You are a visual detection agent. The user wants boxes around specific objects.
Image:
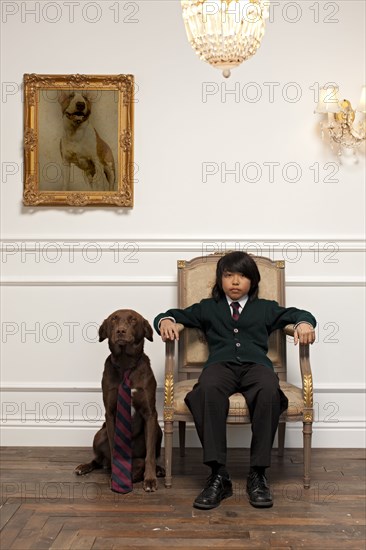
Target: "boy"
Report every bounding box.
[154,252,316,509]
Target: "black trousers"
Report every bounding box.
[184,362,288,469]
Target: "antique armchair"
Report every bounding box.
[163,253,314,489]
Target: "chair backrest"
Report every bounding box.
[177,253,287,381]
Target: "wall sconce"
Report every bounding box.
[181,0,270,78]
[314,84,366,162]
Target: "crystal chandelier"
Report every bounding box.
[181,0,270,78]
[315,84,366,161]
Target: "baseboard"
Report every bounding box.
[1,421,365,448]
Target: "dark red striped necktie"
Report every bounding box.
[231,301,240,321]
[111,370,133,493]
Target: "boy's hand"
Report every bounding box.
[294,323,316,345]
[160,319,180,342]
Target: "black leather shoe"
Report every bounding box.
[246,471,273,508]
[193,474,233,510]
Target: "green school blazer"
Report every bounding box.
[154,297,316,370]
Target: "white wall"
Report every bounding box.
[1,0,365,448]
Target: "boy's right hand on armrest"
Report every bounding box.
[160,319,180,342]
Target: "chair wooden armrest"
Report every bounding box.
[164,323,185,385]
[163,323,184,488]
[284,323,295,337]
[283,324,313,398]
[283,325,313,488]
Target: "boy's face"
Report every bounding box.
[222,271,251,301]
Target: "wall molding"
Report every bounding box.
[0,276,176,286]
[2,237,364,286]
[1,383,365,393]
[1,417,366,434]
[1,421,365,429]
[1,275,365,287]
[2,422,364,447]
[1,237,365,253]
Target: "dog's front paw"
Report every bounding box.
[74,463,93,476]
[143,477,158,492]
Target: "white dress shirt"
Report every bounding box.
[226,294,249,314]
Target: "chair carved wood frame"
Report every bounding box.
[163,253,314,489]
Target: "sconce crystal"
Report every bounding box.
[181,0,270,78]
[315,83,366,162]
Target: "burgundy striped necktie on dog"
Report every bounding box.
[231,301,241,321]
[111,370,133,493]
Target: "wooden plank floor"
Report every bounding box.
[0,447,365,549]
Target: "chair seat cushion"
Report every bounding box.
[173,379,303,419]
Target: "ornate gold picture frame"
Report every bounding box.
[23,73,134,207]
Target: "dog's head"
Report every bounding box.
[99,310,153,354]
[58,90,91,125]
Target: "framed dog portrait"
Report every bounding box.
[23,73,134,207]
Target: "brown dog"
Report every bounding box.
[75,309,164,492]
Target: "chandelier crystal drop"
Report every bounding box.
[181,0,270,77]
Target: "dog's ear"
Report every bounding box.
[99,318,109,342]
[143,319,153,342]
[58,90,69,105]
[58,91,71,113]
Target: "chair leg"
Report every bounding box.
[179,421,186,457]
[278,422,286,457]
[164,420,173,488]
[303,421,312,489]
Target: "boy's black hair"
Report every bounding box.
[211,251,261,302]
